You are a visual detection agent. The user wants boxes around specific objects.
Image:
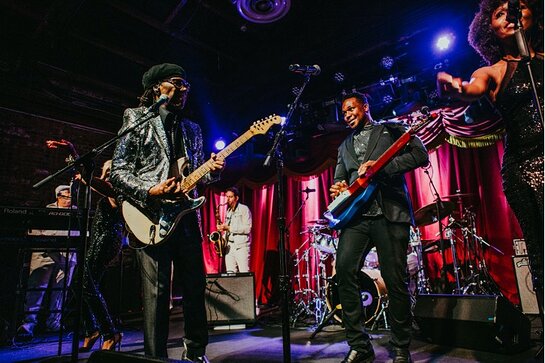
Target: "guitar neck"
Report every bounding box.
[370,131,412,172]
[181,130,254,190]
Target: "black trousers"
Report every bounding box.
[336,215,412,351]
[137,212,208,358]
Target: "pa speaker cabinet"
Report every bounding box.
[414,294,531,353]
[512,255,539,314]
[205,272,256,326]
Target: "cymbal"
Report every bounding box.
[444,192,476,199]
[421,239,451,253]
[308,219,329,225]
[414,201,455,226]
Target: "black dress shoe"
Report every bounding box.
[341,348,375,363]
[393,348,412,363]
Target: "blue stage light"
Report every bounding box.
[214,139,226,151]
[435,33,455,51]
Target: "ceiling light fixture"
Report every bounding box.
[234,0,291,24]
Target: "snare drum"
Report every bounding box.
[325,268,387,324]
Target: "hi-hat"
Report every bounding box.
[414,201,455,226]
[308,219,328,225]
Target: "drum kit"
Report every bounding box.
[293,191,503,334]
[292,221,400,331]
[412,192,503,296]
[291,219,336,326]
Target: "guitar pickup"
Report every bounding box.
[327,190,350,212]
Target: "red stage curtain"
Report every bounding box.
[201,109,522,305]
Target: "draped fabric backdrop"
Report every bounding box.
[201,107,523,306]
[201,140,522,305]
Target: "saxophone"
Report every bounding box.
[209,203,228,257]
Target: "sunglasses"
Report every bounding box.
[163,78,191,91]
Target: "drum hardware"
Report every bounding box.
[370,299,389,331]
[409,226,431,294]
[309,301,341,339]
[444,221,462,294]
[448,214,504,296]
[291,226,334,326]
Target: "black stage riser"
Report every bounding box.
[88,350,191,362]
[414,294,531,354]
[205,272,255,325]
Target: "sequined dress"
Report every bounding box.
[495,56,544,290]
[81,197,124,338]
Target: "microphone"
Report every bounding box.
[506,0,520,25]
[301,187,316,193]
[147,94,170,113]
[506,0,531,59]
[289,64,321,76]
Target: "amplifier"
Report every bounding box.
[205,272,255,326]
[512,256,539,314]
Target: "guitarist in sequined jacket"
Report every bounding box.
[111,63,224,362]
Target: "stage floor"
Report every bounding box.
[0,307,541,362]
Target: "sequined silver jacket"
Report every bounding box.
[110,106,217,211]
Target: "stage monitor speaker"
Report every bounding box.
[414,294,531,354]
[512,255,539,314]
[205,272,256,326]
[88,350,190,362]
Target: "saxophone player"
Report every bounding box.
[216,187,252,273]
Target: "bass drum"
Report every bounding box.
[326,269,387,324]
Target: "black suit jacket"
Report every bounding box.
[333,121,429,224]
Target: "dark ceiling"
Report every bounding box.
[1,0,482,155]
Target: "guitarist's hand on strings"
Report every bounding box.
[330,181,348,199]
[358,160,376,177]
[148,177,181,199]
[209,153,226,173]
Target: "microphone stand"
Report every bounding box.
[422,169,450,294]
[511,11,545,351]
[32,109,158,362]
[263,74,312,363]
[512,14,544,125]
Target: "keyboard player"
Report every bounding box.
[15,184,77,341]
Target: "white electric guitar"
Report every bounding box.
[122,115,282,246]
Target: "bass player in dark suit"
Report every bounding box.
[111,63,224,362]
[329,92,428,363]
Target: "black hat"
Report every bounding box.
[142,63,186,90]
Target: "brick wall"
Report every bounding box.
[0,107,119,207]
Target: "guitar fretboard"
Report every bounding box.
[181,129,254,191]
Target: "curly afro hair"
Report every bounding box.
[468,0,543,64]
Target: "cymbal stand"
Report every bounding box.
[312,246,328,323]
[370,299,390,331]
[309,302,339,339]
[461,225,503,295]
[445,218,462,294]
[422,169,450,292]
[292,246,313,324]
